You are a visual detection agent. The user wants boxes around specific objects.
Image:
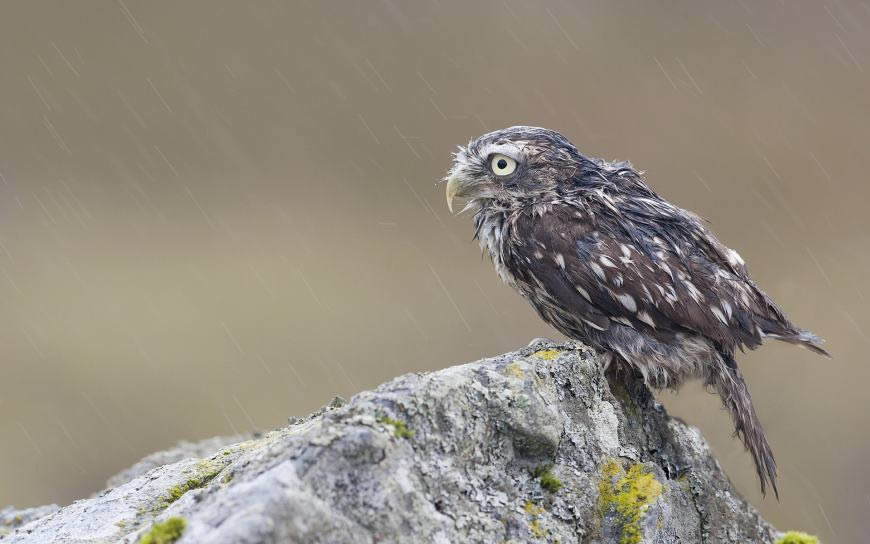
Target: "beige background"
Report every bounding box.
[1,1,868,541]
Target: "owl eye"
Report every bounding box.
[490,154,517,176]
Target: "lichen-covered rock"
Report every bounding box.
[105,435,253,490]
[1,506,59,539]
[1,342,782,543]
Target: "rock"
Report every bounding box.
[105,435,254,490]
[1,342,783,543]
[1,506,60,539]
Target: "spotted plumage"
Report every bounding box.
[444,126,828,497]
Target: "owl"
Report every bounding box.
[445,126,828,496]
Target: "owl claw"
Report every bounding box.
[527,337,557,348]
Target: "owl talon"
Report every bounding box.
[527,337,556,348]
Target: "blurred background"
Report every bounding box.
[1,1,868,541]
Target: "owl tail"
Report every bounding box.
[767,329,831,358]
[709,355,779,498]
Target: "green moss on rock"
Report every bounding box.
[505,361,526,379]
[532,349,561,360]
[523,500,548,540]
[598,460,663,544]
[523,500,545,516]
[776,531,820,544]
[528,518,547,539]
[139,517,186,544]
[533,464,563,493]
[163,460,226,505]
[378,416,414,439]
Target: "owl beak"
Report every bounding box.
[445,169,486,214]
[445,174,477,214]
[445,176,460,213]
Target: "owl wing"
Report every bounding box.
[508,204,767,350]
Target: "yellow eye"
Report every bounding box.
[490,154,517,176]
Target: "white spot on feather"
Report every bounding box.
[658,260,672,278]
[616,293,637,312]
[640,283,654,303]
[554,253,565,269]
[575,285,592,301]
[637,310,656,328]
[582,318,606,331]
[727,248,745,267]
[684,281,704,303]
[600,255,617,268]
[590,262,606,280]
[711,305,728,324]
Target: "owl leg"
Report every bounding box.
[600,352,658,413]
[526,337,558,348]
[601,351,645,384]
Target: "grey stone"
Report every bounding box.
[105,435,254,490]
[1,342,781,543]
[1,506,60,539]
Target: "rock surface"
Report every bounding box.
[1,342,781,543]
[105,435,254,490]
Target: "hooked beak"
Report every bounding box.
[445,173,481,214]
[445,176,460,213]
